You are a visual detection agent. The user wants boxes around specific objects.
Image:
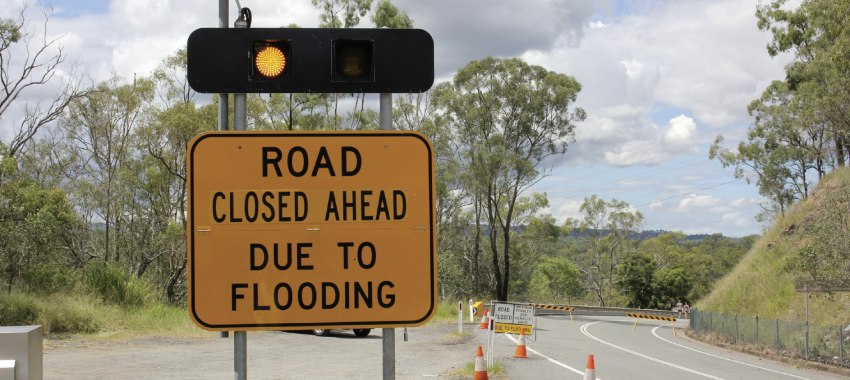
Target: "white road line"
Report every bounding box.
[650,325,812,380]
[580,321,726,380]
[503,333,602,380]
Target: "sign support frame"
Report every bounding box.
[379,92,395,380]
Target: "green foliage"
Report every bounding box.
[0,292,39,325]
[19,264,79,294]
[788,171,850,289]
[700,168,850,326]
[37,295,102,334]
[455,360,505,378]
[82,264,155,307]
[0,170,79,292]
[0,18,21,46]
[653,267,692,307]
[0,293,100,334]
[569,195,643,306]
[714,0,850,222]
[312,0,373,28]
[371,0,413,28]
[429,299,467,323]
[615,254,655,308]
[528,257,583,304]
[435,56,585,301]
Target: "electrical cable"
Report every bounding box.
[241,7,252,28]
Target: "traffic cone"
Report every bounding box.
[583,354,596,380]
[479,308,489,329]
[513,331,527,358]
[473,345,489,380]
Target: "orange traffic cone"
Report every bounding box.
[513,331,527,358]
[479,308,489,329]
[473,345,489,380]
[583,354,596,380]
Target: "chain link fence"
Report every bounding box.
[690,308,849,367]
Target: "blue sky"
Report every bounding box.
[0,0,793,236]
[46,0,111,18]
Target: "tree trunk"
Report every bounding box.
[500,223,511,301]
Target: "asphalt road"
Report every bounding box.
[42,315,848,379]
[483,315,846,380]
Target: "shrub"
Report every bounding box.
[82,264,155,307]
[20,264,79,294]
[39,295,101,334]
[0,292,40,325]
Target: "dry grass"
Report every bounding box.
[697,167,850,326]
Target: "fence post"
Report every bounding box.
[840,325,844,365]
[775,319,780,351]
[805,284,809,359]
[735,314,738,344]
[755,315,759,344]
[690,309,695,330]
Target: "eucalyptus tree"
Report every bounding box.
[711,0,848,222]
[371,0,412,28]
[0,6,87,162]
[60,77,154,264]
[528,256,583,305]
[756,0,850,168]
[394,89,473,296]
[0,143,78,292]
[435,57,585,301]
[569,195,643,306]
[128,50,217,302]
[710,80,828,219]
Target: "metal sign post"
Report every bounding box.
[232,10,248,380]
[380,92,395,380]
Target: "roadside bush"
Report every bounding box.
[0,292,102,334]
[0,292,40,325]
[19,264,79,294]
[39,295,101,334]
[83,264,155,307]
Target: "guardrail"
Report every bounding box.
[529,303,677,319]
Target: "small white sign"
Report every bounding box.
[492,302,534,331]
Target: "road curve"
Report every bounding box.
[477,315,845,380]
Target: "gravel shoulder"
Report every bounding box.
[44,322,480,379]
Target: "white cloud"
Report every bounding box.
[588,114,698,166]
[589,20,608,29]
[663,115,697,149]
[677,194,720,213]
[0,0,782,236]
[621,59,645,80]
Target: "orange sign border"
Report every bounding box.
[187,131,436,331]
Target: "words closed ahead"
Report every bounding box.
[187,131,436,331]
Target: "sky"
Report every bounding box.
[0,0,795,236]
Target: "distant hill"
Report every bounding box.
[565,229,746,242]
[697,167,850,325]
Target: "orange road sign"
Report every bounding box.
[187,131,436,331]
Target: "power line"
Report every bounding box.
[634,178,745,208]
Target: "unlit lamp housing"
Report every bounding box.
[333,39,373,82]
